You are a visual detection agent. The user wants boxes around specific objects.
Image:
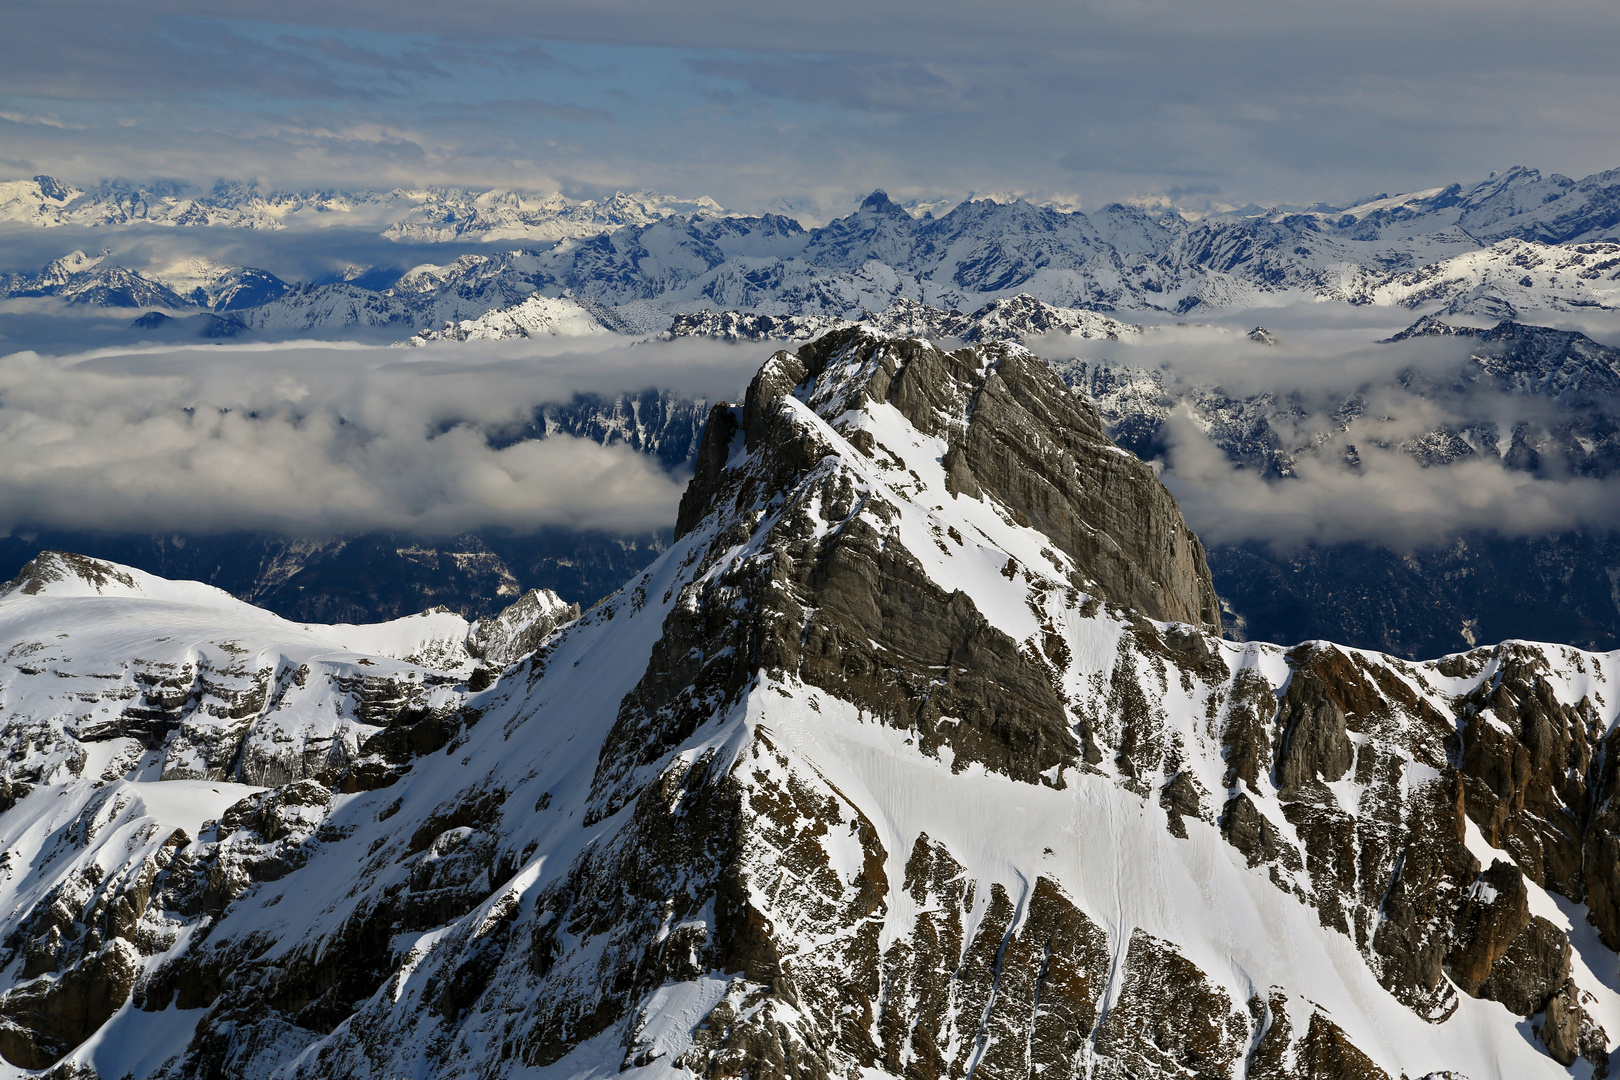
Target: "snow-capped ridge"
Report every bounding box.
[19,164,1620,329]
[3,550,244,607]
[1,551,576,675]
[403,293,613,345]
[0,175,730,242]
[1,331,1619,1079]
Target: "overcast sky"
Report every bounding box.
[3,0,1619,214]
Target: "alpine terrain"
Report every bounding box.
[1,328,1617,1079]
[7,165,1620,341]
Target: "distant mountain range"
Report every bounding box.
[0,176,724,242]
[4,165,1620,663]
[3,165,1619,338]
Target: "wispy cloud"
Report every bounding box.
[0,111,76,130]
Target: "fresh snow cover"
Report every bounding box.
[13,166,1618,342]
[1373,238,1620,319]
[308,608,480,672]
[0,176,728,242]
[1,336,1618,1078]
[141,256,291,311]
[224,196,1620,338]
[0,552,480,792]
[404,294,612,345]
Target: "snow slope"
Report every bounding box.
[404,294,612,345]
[1,335,1617,1079]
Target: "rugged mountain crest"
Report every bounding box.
[12,165,1620,333]
[0,331,1617,1079]
[680,327,1218,626]
[654,295,1139,346]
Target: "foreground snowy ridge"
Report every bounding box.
[1,331,1618,1079]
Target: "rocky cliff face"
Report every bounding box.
[0,329,1617,1079]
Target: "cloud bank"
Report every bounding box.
[1157,409,1620,551]
[4,309,1619,554]
[1038,307,1620,552]
[0,336,762,537]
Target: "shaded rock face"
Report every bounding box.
[683,329,1219,627]
[1093,930,1250,1078]
[1450,644,1617,927]
[597,329,1217,817]
[4,327,1620,1080]
[0,941,140,1068]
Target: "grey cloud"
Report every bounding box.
[0,337,763,537]
[3,19,376,104]
[5,1,1620,210]
[276,35,453,79]
[1158,411,1620,552]
[1032,308,1620,552]
[418,98,616,125]
[688,56,972,114]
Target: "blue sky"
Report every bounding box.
[3,0,1619,212]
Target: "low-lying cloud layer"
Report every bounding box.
[1037,307,1620,552]
[1159,410,1620,550]
[5,310,1620,554]
[0,336,762,537]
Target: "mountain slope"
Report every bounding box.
[0,251,196,309]
[404,294,612,344]
[0,332,1617,1079]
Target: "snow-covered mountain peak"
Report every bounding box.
[857,189,907,215]
[3,332,1620,1078]
[2,550,234,605]
[143,256,292,310]
[0,177,729,242]
[0,176,83,222]
[402,292,610,344]
[36,248,109,282]
[961,292,1142,341]
[676,326,1219,629]
[29,174,78,203]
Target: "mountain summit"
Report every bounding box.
[0,329,1616,1078]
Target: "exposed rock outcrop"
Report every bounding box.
[0,328,1615,1080]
